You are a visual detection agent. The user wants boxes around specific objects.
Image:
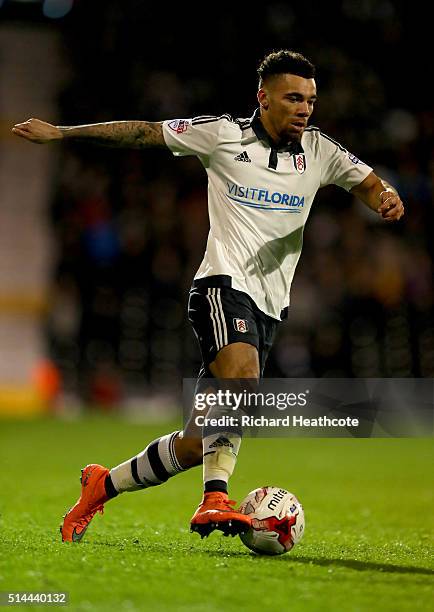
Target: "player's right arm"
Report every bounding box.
[11,118,166,149]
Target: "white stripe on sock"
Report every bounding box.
[109,460,144,493]
[158,432,183,474]
[136,448,163,485]
[169,432,184,472]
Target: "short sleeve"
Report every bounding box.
[162,116,223,158]
[319,132,373,191]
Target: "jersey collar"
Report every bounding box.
[251,108,304,155]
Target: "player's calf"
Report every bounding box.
[174,435,203,468]
[190,343,260,538]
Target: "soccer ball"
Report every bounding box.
[238,486,305,555]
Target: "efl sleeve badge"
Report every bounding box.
[168,119,190,134]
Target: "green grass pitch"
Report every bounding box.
[0,416,433,611]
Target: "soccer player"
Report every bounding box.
[12,50,404,542]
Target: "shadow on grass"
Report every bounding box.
[91,541,434,574]
[285,555,434,575]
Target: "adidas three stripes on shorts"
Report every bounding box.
[188,276,280,377]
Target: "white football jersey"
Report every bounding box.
[162,109,372,320]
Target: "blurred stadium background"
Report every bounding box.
[1,0,433,417]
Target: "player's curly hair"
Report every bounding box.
[257,50,315,86]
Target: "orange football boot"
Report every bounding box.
[190,491,252,538]
[60,464,110,542]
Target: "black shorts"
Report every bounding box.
[188,276,280,377]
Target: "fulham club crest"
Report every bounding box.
[234,318,249,333]
[293,154,306,174]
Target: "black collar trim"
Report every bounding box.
[251,108,304,155]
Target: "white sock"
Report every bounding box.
[110,431,185,493]
[202,432,242,487]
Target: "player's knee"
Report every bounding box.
[211,343,260,380]
[212,356,259,379]
[226,363,259,379]
[241,366,260,379]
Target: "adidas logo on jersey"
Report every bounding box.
[234,151,251,163]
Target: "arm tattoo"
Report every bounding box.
[58,121,166,149]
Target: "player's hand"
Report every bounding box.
[378,190,405,222]
[11,118,62,144]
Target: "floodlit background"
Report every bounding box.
[0,0,433,416]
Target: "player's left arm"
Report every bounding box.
[350,171,405,222]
